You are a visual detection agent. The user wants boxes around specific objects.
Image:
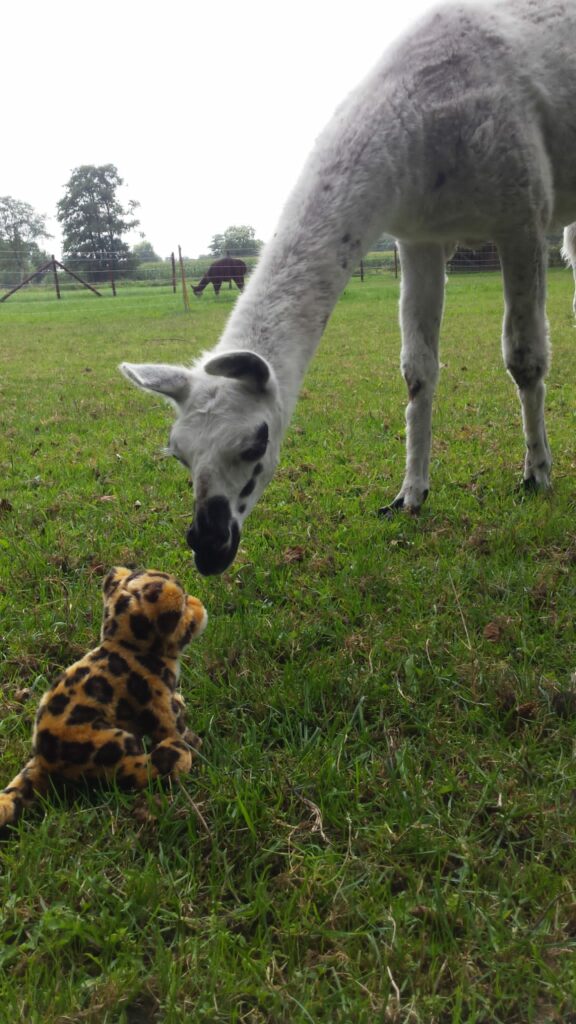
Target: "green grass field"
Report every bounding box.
[1,273,575,1023]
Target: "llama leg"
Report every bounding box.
[562,224,576,317]
[379,241,446,515]
[498,233,551,490]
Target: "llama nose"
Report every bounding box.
[186,496,240,575]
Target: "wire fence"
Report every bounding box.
[0,240,569,304]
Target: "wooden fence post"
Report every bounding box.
[52,256,61,299]
[171,252,176,294]
[178,246,190,311]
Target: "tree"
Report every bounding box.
[0,196,51,286]
[132,239,160,263]
[57,165,140,281]
[208,225,262,257]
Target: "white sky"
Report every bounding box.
[4,0,439,259]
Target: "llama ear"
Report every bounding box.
[119,362,192,405]
[203,351,271,392]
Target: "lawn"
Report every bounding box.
[0,272,575,1023]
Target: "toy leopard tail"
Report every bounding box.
[0,757,48,828]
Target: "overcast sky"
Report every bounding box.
[5,0,440,259]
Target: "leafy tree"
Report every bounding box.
[132,239,160,263]
[0,196,51,286]
[208,225,262,257]
[57,165,140,281]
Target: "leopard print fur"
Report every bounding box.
[0,567,208,827]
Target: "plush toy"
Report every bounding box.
[0,567,208,827]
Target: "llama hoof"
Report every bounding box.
[377,496,405,518]
[522,475,539,493]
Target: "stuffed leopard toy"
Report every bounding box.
[0,567,208,827]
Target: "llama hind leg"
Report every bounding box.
[562,224,576,317]
[380,241,446,515]
[498,233,551,491]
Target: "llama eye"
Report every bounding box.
[240,423,269,461]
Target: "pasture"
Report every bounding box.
[0,273,575,1022]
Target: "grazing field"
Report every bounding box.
[1,273,575,1023]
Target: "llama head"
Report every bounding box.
[119,352,283,575]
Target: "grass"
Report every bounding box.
[1,272,576,1023]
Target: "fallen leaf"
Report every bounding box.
[283,546,306,564]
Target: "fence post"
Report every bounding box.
[171,252,176,294]
[394,247,398,279]
[360,259,364,283]
[52,255,61,299]
[178,246,190,311]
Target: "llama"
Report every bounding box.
[561,223,576,315]
[193,256,247,296]
[121,0,576,576]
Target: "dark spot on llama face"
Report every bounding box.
[341,233,351,244]
[239,478,256,499]
[241,423,269,462]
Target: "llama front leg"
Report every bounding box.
[380,241,446,515]
[562,224,576,317]
[498,234,551,490]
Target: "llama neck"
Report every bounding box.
[216,100,395,429]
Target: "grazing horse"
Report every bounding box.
[121,0,576,576]
[193,257,247,296]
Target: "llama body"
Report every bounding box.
[193,257,247,296]
[562,223,576,315]
[121,0,576,575]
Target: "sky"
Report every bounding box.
[4,0,440,260]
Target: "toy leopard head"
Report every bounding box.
[101,567,208,654]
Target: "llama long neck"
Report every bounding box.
[215,84,398,430]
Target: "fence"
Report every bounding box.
[0,240,569,303]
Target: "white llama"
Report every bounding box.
[121,0,576,575]
[561,223,576,315]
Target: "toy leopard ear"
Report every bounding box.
[103,567,131,596]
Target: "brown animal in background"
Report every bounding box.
[193,256,247,296]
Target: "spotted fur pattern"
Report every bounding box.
[0,568,208,828]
